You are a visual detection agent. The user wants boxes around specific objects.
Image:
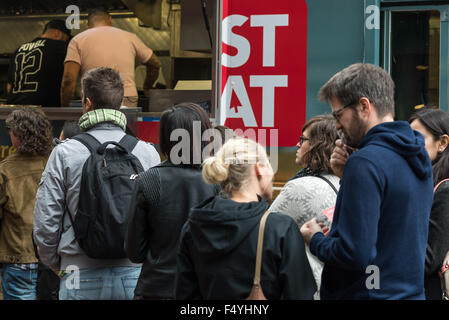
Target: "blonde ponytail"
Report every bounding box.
[202,137,270,195]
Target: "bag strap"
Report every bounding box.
[434,178,449,193]
[316,175,338,196]
[72,133,101,154]
[253,210,271,285]
[118,134,139,154]
[439,251,449,300]
[65,133,102,232]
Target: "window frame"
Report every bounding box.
[381,4,449,111]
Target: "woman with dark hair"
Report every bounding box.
[409,108,449,300]
[125,102,219,299]
[269,114,339,299]
[0,107,53,300]
[213,125,234,146]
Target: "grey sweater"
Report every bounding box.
[269,173,339,299]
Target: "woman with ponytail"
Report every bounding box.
[409,108,449,300]
[175,137,317,300]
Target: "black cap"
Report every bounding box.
[43,19,72,39]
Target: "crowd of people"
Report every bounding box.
[0,9,447,301]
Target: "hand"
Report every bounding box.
[300,218,325,245]
[320,223,330,237]
[143,88,150,97]
[330,139,349,178]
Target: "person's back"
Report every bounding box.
[61,9,160,108]
[127,162,218,298]
[126,103,218,299]
[178,196,315,299]
[0,108,53,300]
[176,137,316,300]
[66,26,152,98]
[0,153,48,259]
[33,67,160,300]
[7,20,70,107]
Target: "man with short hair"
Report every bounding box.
[7,19,70,107]
[61,8,161,108]
[300,63,434,299]
[33,67,160,300]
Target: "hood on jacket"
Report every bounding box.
[187,195,269,257]
[358,121,432,180]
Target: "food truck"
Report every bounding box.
[0,0,446,190]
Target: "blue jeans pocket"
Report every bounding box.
[61,276,104,300]
[121,276,138,300]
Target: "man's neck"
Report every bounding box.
[365,113,394,135]
[89,23,112,28]
[40,33,55,40]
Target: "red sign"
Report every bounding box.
[219,0,308,147]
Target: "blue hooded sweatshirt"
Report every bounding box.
[310,121,433,300]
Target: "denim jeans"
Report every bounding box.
[59,266,141,300]
[1,263,38,300]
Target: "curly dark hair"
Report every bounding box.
[6,108,53,156]
[301,114,338,174]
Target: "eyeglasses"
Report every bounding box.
[332,101,357,121]
[299,135,310,147]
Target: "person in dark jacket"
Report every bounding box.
[409,108,449,300]
[125,102,219,299]
[175,136,317,300]
[301,63,434,300]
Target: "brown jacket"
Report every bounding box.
[0,152,48,263]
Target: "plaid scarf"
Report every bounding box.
[79,109,127,132]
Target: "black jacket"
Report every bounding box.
[175,195,316,300]
[125,160,219,299]
[425,180,449,300]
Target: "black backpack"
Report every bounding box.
[68,133,145,259]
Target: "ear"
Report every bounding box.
[55,30,63,41]
[357,97,371,116]
[255,162,272,178]
[84,97,94,112]
[254,163,263,180]
[438,134,449,153]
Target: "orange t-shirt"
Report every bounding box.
[65,26,153,97]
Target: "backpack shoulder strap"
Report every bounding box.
[118,134,139,153]
[72,133,101,154]
[118,134,145,172]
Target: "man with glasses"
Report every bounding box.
[300,63,433,299]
